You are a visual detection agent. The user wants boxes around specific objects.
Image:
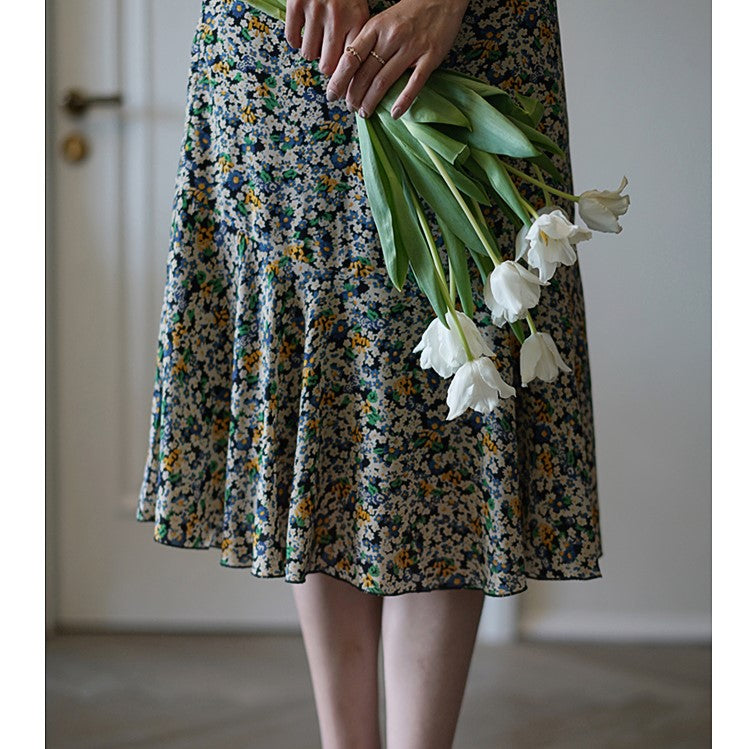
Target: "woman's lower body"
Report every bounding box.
[293,574,484,749]
[135,0,602,745]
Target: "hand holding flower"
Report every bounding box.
[325,0,470,119]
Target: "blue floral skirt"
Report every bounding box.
[135,0,603,596]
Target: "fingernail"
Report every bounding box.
[326,89,337,101]
[358,107,368,118]
[347,102,354,112]
[391,105,403,120]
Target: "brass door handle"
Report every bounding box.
[61,88,123,117]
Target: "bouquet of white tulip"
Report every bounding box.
[246,0,631,420]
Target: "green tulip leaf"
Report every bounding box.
[427,76,539,158]
[379,115,490,205]
[378,76,471,128]
[471,149,529,226]
[358,116,416,291]
[370,117,449,326]
[437,216,475,318]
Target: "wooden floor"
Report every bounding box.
[46,633,710,748]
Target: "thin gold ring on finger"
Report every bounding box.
[369,49,386,66]
[345,45,363,64]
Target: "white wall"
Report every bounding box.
[520,0,710,641]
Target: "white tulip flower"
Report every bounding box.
[483,260,546,327]
[446,356,516,420]
[515,207,592,283]
[413,310,495,379]
[578,175,630,233]
[519,331,572,386]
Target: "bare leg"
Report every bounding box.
[382,588,485,749]
[291,572,384,749]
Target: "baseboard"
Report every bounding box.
[519,610,711,643]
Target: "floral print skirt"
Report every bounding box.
[135,0,603,597]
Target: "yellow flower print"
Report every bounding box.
[248,14,270,36]
[285,242,308,262]
[240,105,256,125]
[351,332,371,353]
[218,154,235,174]
[245,188,262,210]
[509,0,530,14]
[196,225,215,251]
[212,414,230,441]
[343,160,363,182]
[418,479,436,498]
[469,515,483,536]
[221,537,232,553]
[481,431,499,455]
[292,67,318,88]
[539,22,554,44]
[212,59,231,77]
[504,74,524,93]
[317,115,346,142]
[318,174,340,193]
[210,467,225,490]
[394,548,413,569]
[415,423,444,452]
[471,35,500,60]
[538,523,556,550]
[213,306,229,328]
[336,557,352,574]
[302,356,317,386]
[313,313,336,334]
[349,259,374,278]
[174,357,188,376]
[191,180,210,204]
[537,447,553,477]
[329,479,350,501]
[242,348,261,377]
[163,447,182,472]
[355,503,372,526]
[171,321,187,348]
[296,496,314,521]
[394,374,417,398]
[432,558,458,578]
[198,22,215,43]
[510,495,522,519]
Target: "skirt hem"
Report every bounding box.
[136,514,603,599]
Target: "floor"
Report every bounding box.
[46,633,710,748]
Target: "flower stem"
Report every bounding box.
[525,311,538,335]
[520,196,539,220]
[532,163,551,205]
[407,179,475,361]
[421,143,504,267]
[502,161,579,202]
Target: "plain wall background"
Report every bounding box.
[520,0,710,639]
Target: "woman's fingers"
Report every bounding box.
[284,0,304,50]
[346,49,406,118]
[325,25,377,102]
[299,3,323,61]
[318,19,343,76]
[383,57,436,119]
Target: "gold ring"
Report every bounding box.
[369,49,386,66]
[345,45,363,64]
